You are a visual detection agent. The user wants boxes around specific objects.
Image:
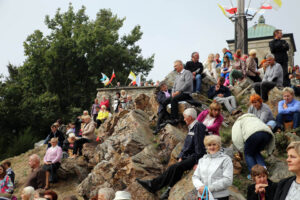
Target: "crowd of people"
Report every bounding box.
[1,28,300,200]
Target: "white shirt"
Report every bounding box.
[202,114,216,128]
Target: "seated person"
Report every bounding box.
[2,161,15,185]
[208,77,239,115]
[220,55,232,86]
[43,138,62,189]
[276,87,300,130]
[62,133,76,158]
[66,122,76,136]
[113,92,121,113]
[289,70,300,96]
[100,96,110,111]
[192,135,233,200]
[247,164,277,200]
[246,49,261,83]
[185,52,204,93]
[197,101,224,135]
[125,95,134,110]
[254,54,283,102]
[25,154,46,189]
[154,82,171,134]
[203,53,218,82]
[0,164,13,196]
[229,50,246,86]
[72,115,96,158]
[248,94,276,131]
[96,105,110,128]
[120,90,127,109]
[258,59,268,81]
[168,60,193,125]
[137,108,207,199]
[44,124,65,148]
[21,186,35,200]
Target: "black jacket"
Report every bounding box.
[185,61,204,75]
[156,90,171,114]
[247,179,277,200]
[44,130,65,147]
[273,176,296,200]
[178,121,207,161]
[208,85,231,99]
[269,39,289,63]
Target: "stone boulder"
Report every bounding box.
[266,155,294,182]
[168,142,184,166]
[57,159,89,182]
[266,87,283,116]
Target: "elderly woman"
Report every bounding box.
[232,114,275,179]
[246,49,261,83]
[96,105,110,128]
[192,135,233,200]
[276,87,300,130]
[203,53,218,82]
[197,102,224,135]
[274,141,300,199]
[21,186,35,200]
[248,94,276,130]
[43,137,62,189]
[247,164,277,200]
[72,115,96,158]
[0,164,13,196]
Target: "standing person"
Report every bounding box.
[2,161,15,185]
[192,135,233,200]
[113,92,121,113]
[25,154,46,189]
[43,138,62,189]
[169,60,193,125]
[197,102,224,135]
[44,124,65,148]
[276,87,300,130]
[154,82,171,134]
[72,115,96,157]
[0,164,13,195]
[247,164,277,200]
[203,53,218,81]
[246,49,262,83]
[91,98,99,122]
[253,54,283,102]
[136,108,207,200]
[269,29,290,86]
[185,52,204,93]
[100,96,110,111]
[232,113,275,179]
[208,77,239,115]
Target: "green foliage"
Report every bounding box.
[0,4,154,159]
[275,132,289,154]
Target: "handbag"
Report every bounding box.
[198,186,215,200]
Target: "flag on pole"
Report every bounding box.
[269,0,282,10]
[218,4,229,17]
[107,70,116,85]
[135,73,142,86]
[128,71,136,81]
[260,5,272,10]
[225,7,237,14]
[100,73,110,86]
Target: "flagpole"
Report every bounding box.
[125,77,129,86]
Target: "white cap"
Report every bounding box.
[113,191,131,200]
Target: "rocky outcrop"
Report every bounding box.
[266,87,283,116]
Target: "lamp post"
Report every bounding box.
[235,0,248,54]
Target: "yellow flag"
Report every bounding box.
[218,4,228,17]
[128,71,136,81]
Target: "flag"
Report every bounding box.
[107,70,116,85]
[135,73,142,86]
[225,7,237,14]
[269,0,282,10]
[218,4,229,17]
[260,5,272,10]
[128,71,136,81]
[100,73,110,86]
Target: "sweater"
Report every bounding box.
[232,113,275,154]
[248,103,275,123]
[246,57,258,77]
[172,69,193,94]
[43,145,62,164]
[82,121,96,140]
[197,110,224,135]
[192,151,233,199]
[208,85,231,99]
[185,60,204,75]
[24,167,46,189]
[262,63,283,86]
[278,99,300,114]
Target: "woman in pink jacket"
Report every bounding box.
[197,102,224,135]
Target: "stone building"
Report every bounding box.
[227,15,297,66]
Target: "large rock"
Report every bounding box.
[266,87,283,116]
[266,155,294,182]
[57,159,89,182]
[168,170,194,200]
[168,142,184,166]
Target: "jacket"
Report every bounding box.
[172,69,193,94]
[44,130,65,147]
[278,99,300,114]
[192,151,233,199]
[178,120,207,161]
[197,109,224,135]
[82,120,96,140]
[247,179,277,200]
[273,176,296,200]
[208,85,231,99]
[156,90,171,113]
[203,60,218,81]
[97,110,109,121]
[269,39,289,63]
[262,63,283,86]
[185,60,204,75]
[248,103,275,123]
[232,113,275,154]
[246,57,258,77]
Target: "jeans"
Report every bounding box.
[244,131,272,172]
[276,112,300,129]
[214,96,237,113]
[253,81,276,101]
[194,74,201,92]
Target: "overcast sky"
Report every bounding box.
[0,0,299,82]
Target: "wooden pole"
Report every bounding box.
[235,0,248,54]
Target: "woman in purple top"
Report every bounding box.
[91,98,99,122]
[43,137,62,189]
[197,101,224,135]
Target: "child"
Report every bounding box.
[220,55,232,86]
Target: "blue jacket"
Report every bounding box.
[178,121,207,161]
[278,99,300,114]
[208,85,231,99]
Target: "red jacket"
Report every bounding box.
[197,109,223,135]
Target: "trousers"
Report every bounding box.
[214,96,237,113]
[253,81,276,101]
[171,93,191,120]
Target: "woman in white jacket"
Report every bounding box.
[203,54,218,82]
[192,135,233,200]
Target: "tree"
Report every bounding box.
[0,4,154,159]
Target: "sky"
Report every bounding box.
[0,0,299,82]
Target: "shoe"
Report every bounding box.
[160,187,171,200]
[136,179,155,194]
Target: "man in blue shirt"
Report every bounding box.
[276,87,300,130]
